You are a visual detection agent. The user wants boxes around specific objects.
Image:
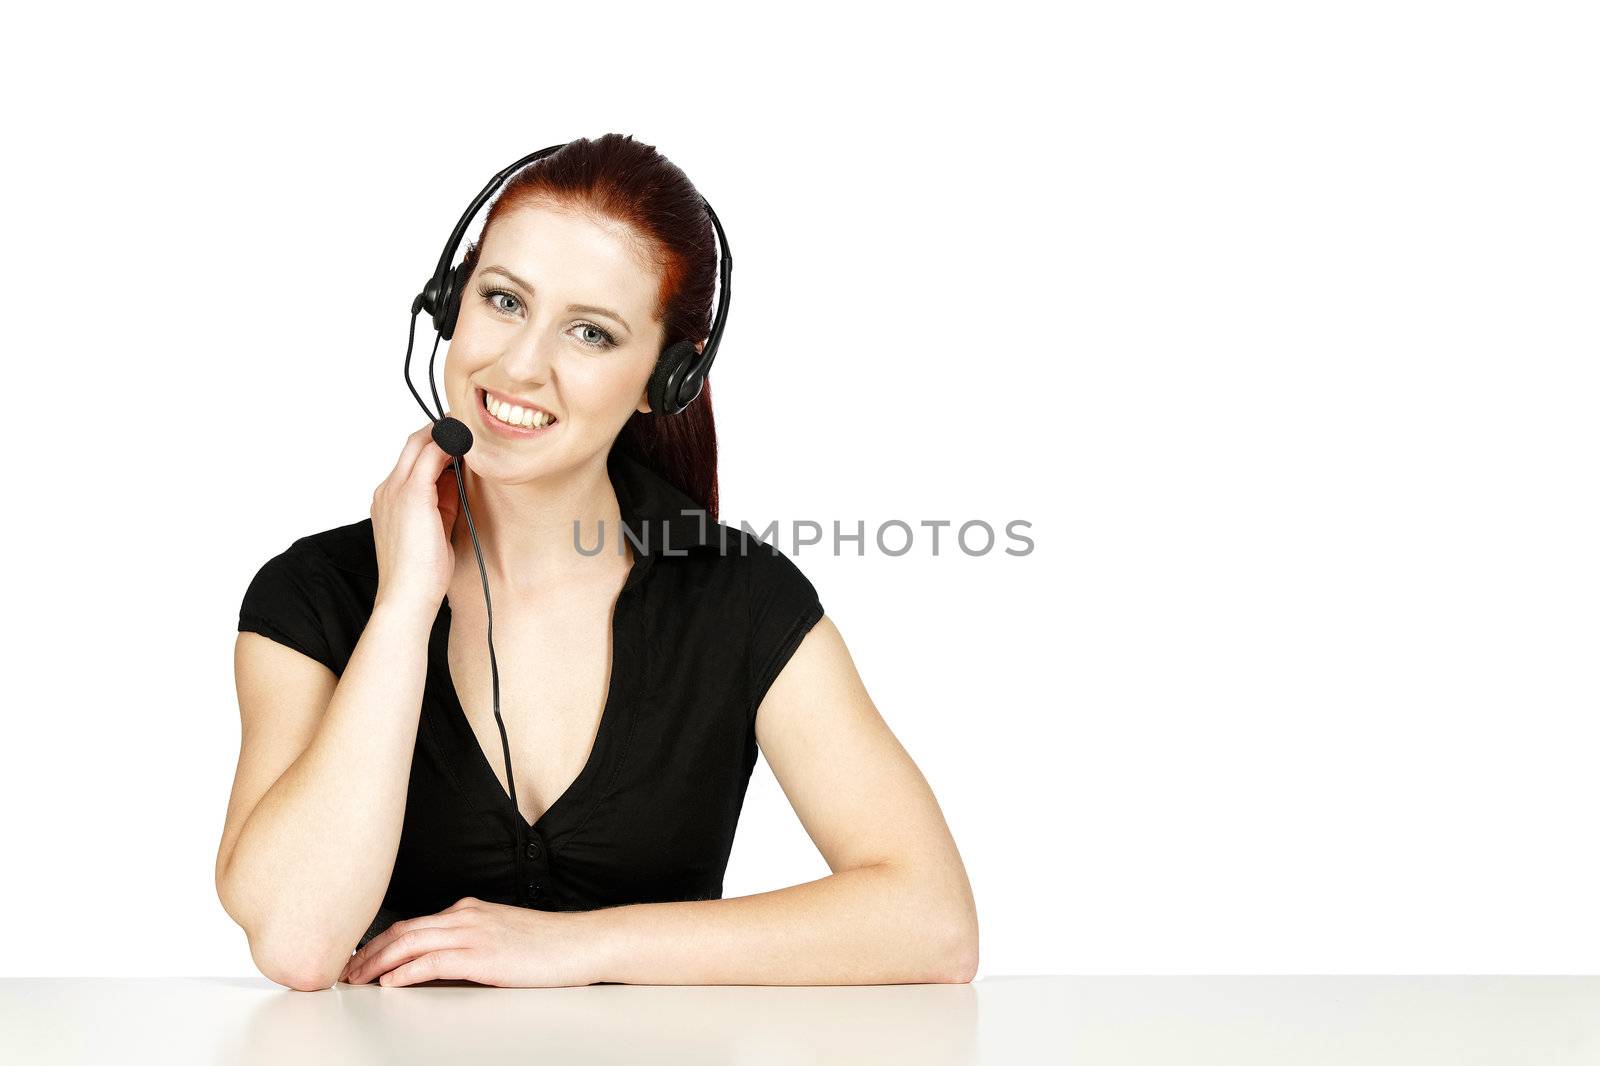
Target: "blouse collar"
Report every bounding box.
[607,446,717,587]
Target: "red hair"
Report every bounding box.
[457,134,721,519]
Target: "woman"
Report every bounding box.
[217,134,979,990]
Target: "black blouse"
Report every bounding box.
[236,446,825,947]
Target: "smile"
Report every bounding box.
[477,388,560,437]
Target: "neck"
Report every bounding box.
[449,452,631,591]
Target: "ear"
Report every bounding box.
[637,339,707,414]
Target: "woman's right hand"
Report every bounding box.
[371,424,463,618]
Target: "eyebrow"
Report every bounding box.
[480,265,632,335]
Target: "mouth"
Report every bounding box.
[476,387,560,439]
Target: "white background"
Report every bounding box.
[1,0,1595,978]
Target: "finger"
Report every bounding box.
[343,918,419,982]
[343,917,461,983]
[344,897,477,980]
[384,424,438,487]
[407,432,457,490]
[379,948,474,987]
[347,925,456,985]
[346,905,459,969]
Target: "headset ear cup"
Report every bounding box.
[438,261,473,340]
[648,340,699,415]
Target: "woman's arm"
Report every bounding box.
[586,615,979,985]
[217,601,436,990]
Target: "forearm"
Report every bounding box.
[584,861,976,986]
[219,603,434,983]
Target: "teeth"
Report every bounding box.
[484,392,554,429]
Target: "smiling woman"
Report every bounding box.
[218,133,979,992]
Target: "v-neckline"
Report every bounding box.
[432,586,635,839]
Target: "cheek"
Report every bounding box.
[565,353,656,411]
[442,342,489,384]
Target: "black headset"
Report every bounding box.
[399,142,731,841]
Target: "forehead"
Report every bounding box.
[478,202,660,318]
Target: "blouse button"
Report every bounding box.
[526,840,541,859]
[528,882,543,900]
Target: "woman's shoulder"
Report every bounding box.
[692,522,824,617]
[238,517,379,676]
[693,524,826,718]
[240,516,379,632]
[280,516,379,580]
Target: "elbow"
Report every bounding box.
[938,924,979,984]
[254,942,343,991]
[946,948,978,984]
[219,885,343,991]
[933,902,979,984]
[266,963,339,992]
[248,929,348,992]
[217,855,358,991]
[896,860,979,984]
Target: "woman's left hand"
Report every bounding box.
[339,897,606,987]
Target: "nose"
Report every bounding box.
[494,325,558,386]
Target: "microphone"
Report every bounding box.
[432,416,474,457]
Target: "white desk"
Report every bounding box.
[3,976,1598,1064]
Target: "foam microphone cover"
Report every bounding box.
[432,416,474,457]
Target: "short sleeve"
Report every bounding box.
[746,541,825,720]
[237,544,339,675]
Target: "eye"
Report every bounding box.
[574,322,618,350]
[473,280,617,350]
[475,282,522,316]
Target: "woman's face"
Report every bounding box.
[444,201,667,480]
